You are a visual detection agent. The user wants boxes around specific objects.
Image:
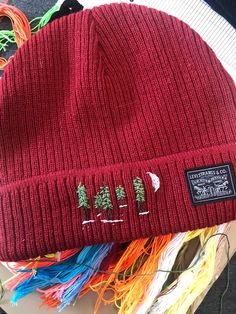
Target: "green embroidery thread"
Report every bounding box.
[115,185,126,201]
[133,177,145,212]
[94,185,113,220]
[115,185,128,208]
[76,183,90,221]
[78,176,149,223]
[94,193,103,210]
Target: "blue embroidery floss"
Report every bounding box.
[11,244,113,306]
[58,243,113,310]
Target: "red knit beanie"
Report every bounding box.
[0,3,235,261]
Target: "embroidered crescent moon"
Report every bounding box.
[146,172,160,192]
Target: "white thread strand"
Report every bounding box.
[82,220,95,225]
[101,219,124,223]
[136,233,186,314]
[56,252,61,262]
[139,211,149,215]
[149,226,224,313]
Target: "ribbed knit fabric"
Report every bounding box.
[0,3,235,261]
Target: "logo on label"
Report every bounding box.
[185,163,236,205]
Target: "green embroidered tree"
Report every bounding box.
[94,185,113,220]
[133,177,145,212]
[115,185,126,201]
[94,191,103,217]
[76,183,90,221]
[94,192,103,209]
[101,185,113,220]
[115,185,127,208]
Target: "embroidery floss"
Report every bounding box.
[57,244,113,311]
[30,0,65,32]
[9,244,112,307]
[2,227,230,313]
[166,227,224,314]
[87,235,172,314]
[0,3,31,69]
[148,227,219,314]
[112,235,172,314]
[135,233,186,314]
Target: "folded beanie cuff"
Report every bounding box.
[0,143,234,261]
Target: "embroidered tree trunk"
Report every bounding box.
[133,177,145,213]
[76,183,90,221]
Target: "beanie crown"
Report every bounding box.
[0,3,235,261]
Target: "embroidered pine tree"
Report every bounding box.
[115,185,127,208]
[76,183,90,221]
[94,191,103,216]
[116,185,126,200]
[133,177,145,213]
[94,185,113,220]
[101,185,113,220]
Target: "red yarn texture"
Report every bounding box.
[0,3,235,261]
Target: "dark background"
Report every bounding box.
[1,1,236,313]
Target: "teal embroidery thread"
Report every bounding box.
[76,183,91,221]
[115,185,128,208]
[133,177,146,213]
